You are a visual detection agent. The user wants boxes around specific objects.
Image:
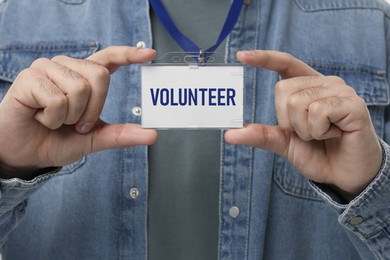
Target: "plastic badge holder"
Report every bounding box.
[141,52,244,129]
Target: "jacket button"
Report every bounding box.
[132,107,142,116]
[129,188,140,199]
[136,41,146,48]
[349,216,364,225]
[229,206,240,219]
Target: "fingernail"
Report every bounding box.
[77,122,93,133]
[138,48,156,54]
[138,48,157,60]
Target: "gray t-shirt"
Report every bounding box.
[148,1,230,260]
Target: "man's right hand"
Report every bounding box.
[0,46,158,179]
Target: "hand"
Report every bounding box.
[225,50,383,200]
[0,46,158,178]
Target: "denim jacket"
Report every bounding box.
[1,0,390,259]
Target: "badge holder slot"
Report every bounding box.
[152,51,235,66]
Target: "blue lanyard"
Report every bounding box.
[149,0,244,63]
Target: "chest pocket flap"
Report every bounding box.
[295,0,390,15]
[0,41,99,83]
[309,61,390,106]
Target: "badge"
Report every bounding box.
[141,65,244,128]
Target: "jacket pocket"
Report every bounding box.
[0,41,99,174]
[274,61,390,200]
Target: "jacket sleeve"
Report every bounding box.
[310,138,390,260]
[0,168,60,246]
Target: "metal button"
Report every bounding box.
[129,188,139,199]
[132,107,142,116]
[136,41,146,49]
[349,216,364,225]
[244,0,251,5]
[229,206,240,219]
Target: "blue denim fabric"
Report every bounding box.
[0,0,390,259]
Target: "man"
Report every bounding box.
[0,0,389,259]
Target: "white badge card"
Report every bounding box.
[141,65,244,129]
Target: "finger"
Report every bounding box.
[224,124,289,157]
[89,121,158,152]
[53,46,157,133]
[51,55,110,133]
[275,75,325,130]
[237,50,320,78]
[87,46,157,73]
[11,68,68,129]
[309,96,343,139]
[287,86,342,141]
[276,76,352,140]
[308,96,368,139]
[31,58,91,125]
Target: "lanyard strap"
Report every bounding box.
[149,0,244,63]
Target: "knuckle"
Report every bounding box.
[287,95,300,110]
[71,75,91,95]
[37,78,59,96]
[298,132,313,142]
[326,75,345,85]
[308,104,327,124]
[260,125,273,148]
[31,57,50,68]
[17,68,38,81]
[298,87,323,99]
[319,96,343,108]
[291,122,312,141]
[280,52,296,67]
[355,96,367,106]
[62,66,83,80]
[278,123,293,131]
[280,51,295,61]
[275,80,288,94]
[52,94,68,109]
[277,118,293,131]
[83,58,101,66]
[64,117,78,125]
[93,65,110,80]
[73,78,91,95]
[270,52,296,75]
[51,55,69,63]
[346,85,358,95]
[113,124,127,147]
[104,46,116,53]
[88,107,103,118]
[47,119,63,130]
[308,101,323,115]
[330,96,344,107]
[354,96,369,113]
[310,129,324,140]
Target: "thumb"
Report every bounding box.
[90,121,158,152]
[87,46,157,73]
[224,124,289,156]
